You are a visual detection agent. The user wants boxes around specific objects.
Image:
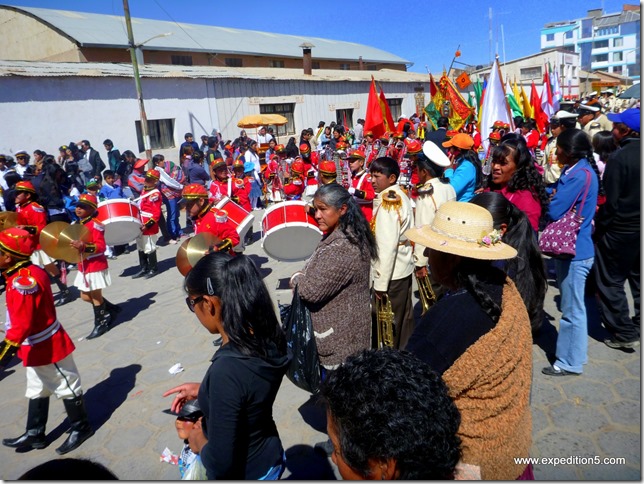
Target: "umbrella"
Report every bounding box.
[618,83,640,99]
[237,114,288,129]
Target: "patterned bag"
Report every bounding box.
[539,170,591,259]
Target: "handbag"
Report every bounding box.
[281,286,322,394]
[539,169,591,259]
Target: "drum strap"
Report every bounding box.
[227,177,232,197]
[133,189,160,204]
[356,171,368,190]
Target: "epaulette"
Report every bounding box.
[292,178,303,186]
[233,178,244,187]
[32,204,45,213]
[381,190,402,211]
[12,268,39,295]
[93,220,105,231]
[149,193,160,202]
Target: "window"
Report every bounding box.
[614,37,624,47]
[520,66,542,81]
[312,61,320,69]
[546,33,554,41]
[387,98,403,121]
[593,54,608,63]
[339,63,351,70]
[367,64,378,71]
[613,65,623,74]
[225,57,243,67]
[135,118,175,152]
[171,55,193,66]
[269,60,285,68]
[593,40,609,49]
[565,30,573,39]
[613,52,623,62]
[335,109,354,129]
[259,103,295,137]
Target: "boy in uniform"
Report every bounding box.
[347,147,374,222]
[283,160,305,201]
[133,169,162,279]
[0,227,94,454]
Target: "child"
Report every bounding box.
[0,227,94,454]
[173,399,206,480]
[70,193,120,339]
[347,148,375,222]
[369,156,415,350]
[282,160,305,201]
[99,170,126,258]
[85,175,102,197]
[133,169,162,279]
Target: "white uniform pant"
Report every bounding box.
[136,234,158,254]
[25,354,82,399]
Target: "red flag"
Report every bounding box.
[440,73,474,130]
[530,80,548,133]
[364,77,386,139]
[378,86,396,133]
[342,111,349,131]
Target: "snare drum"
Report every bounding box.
[96,200,142,245]
[261,201,322,261]
[215,197,255,251]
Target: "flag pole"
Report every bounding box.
[447,45,461,77]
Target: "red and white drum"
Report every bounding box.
[261,201,322,262]
[96,200,142,246]
[215,196,255,251]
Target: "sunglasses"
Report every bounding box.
[185,295,204,312]
[16,156,28,160]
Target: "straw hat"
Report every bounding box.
[405,201,517,260]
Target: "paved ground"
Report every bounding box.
[0,209,639,480]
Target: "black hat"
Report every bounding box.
[164,399,202,419]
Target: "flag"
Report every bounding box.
[467,90,477,115]
[552,66,562,112]
[456,72,471,89]
[342,111,349,131]
[506,79,523,118]
[364,76,386,139]
[520,83,533,120]
[424,73,444,130]
[473,76,483,110]
[440,73,474,130]
[479,58,513,154]
[378,85,396,133]
[512,78,523,116]
[530,80,548,133]
[541,63,555,119]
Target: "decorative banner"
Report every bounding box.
[440,73,475,131]
[456,72,472,89]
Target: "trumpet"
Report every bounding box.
[416,272,437,315]
[375,293,395,348]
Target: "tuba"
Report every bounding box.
[415,272,437,315]
[375,294,395,348]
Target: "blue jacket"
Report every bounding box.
[99,183,125,200]
[547,158,598,261]
[446,158,477,202]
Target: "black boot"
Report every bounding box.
[145,251,158,279]
[86,303,111,340]
[55,395,94,455]
[2,397,49,450]
[132,251,148,279]
[104,298,122,315]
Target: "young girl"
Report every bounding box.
[70,194,120,339]
[163,252,289,480]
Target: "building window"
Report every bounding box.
[565,30,573,39]
[614,37,624,47]
[387,98,403,121]
[171,55,193,66]
[593,54,608,63]
[367,64,378,71]
[225,57,243,67]
[312,61,320,69]
[259,103,295,137]
[339,63,351,70]
[613,65,623,74]
[546,33,554,41]
[335,109,354,129]
[593,40,609,49]
[135,118,175,152]
[613,52,623,62]
[520,66,542,81]
[269,60,285,68]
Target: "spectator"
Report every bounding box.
[442,133,482,202]
[103,139,121,173]
[425,116,449,152]
[179,133,199,160]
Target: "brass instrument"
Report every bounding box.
[415,272,437,316]
[375,294,395,348]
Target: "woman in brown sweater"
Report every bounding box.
[405,201,533,480]
[290,183,377,370]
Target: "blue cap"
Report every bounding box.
[607,108,640,133]
[243,161,255,173]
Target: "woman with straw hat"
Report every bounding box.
[404,201,533,480]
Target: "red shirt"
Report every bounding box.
[139,188,162,236]
[4,262,75,367]
[193,204,240,250]
[283,176,305,200]
[16,201,47,249]
[234,176,252,212]
[351,170,375,222]
[496,186,542,232]
[78,217,108,274]
[209,176,243,204]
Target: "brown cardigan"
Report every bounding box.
[443,279,533,480]
[294,228,372,367]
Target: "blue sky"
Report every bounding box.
[5,0,637,73]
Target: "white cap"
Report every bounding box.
[552,110,578,120]
[578,102,600,113]
[422,141,451,167]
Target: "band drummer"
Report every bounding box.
[318,161,339,186]
[347,147,375,222]
[283,160,305,201]
[132,169,162,279]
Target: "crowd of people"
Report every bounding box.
[0,90,639,479]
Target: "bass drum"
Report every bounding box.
[261,201,322,262]
[96,200,142,246]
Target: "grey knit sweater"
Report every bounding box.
[295,228,372,367]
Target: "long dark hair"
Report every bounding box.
[488,136,549,218]
[184,252,286,359]
[38,156,67,210]
[471,192,546,332]
[592,130,618,163]
[313,183,378,261]
[556,128,605,197]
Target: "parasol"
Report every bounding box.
[237,114,288,129]
[618,83,640,99]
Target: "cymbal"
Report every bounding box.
[39,222,70,260]
[56,224,91,263]
[176,232,222,276]
[0,212,18,231]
